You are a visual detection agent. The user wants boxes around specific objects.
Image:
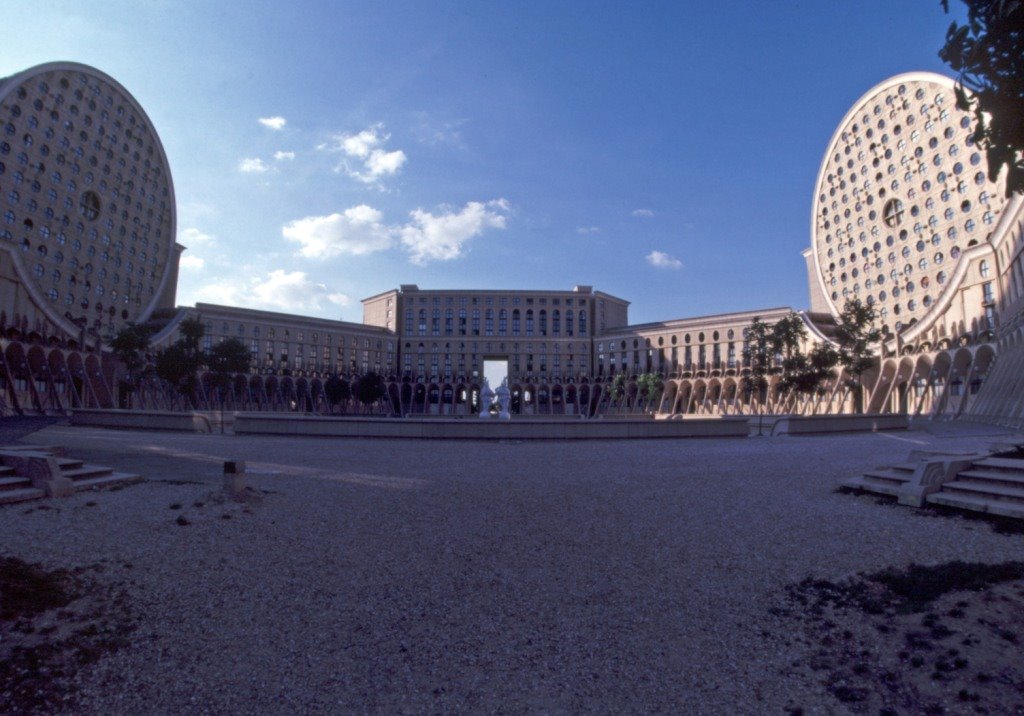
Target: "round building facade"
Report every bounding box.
[810,72,1009,341]
[0,62,177,343]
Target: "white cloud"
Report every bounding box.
[178,227,215,245]
[632,208,655,218]
[341,127,379,158]
[239,157,269,173]
[179,255,205,270]
[251,270,349,310]
[646,250,682,269]
[400,199,509,265]
[194,270,349,314]
[364,149,406,178]
[332,124,407,186]
[258,116,287,130]
[282,205,394,259]
[576,226,601,235]
[273,150,296,161]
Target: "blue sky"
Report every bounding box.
[1,1,967,324]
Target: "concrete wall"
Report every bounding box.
[71,409,212,433]
[769,413,908,436]
[233,414,751,440]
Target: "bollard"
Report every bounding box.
[223,460,246,495]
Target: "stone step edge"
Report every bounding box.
[927,491,1024,520]
[0,487,46,505]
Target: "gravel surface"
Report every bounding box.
[1,423,1023,713]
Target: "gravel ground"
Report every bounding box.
[2,422,1023,714]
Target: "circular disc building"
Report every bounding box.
[0,61,179,346]
[807,72,1012,346]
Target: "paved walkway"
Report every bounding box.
[2,422,1022,713]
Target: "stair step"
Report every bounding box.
[841,476,902,497]
[942,480,1024,503]
[975,457,1024,471]
[862,469,915,484]
[62,465,114,481]
[56,458,84,470]
[72,472,142,491]
[957,468,1024,487]
[927,491,1024,520]
[0,465,16,477]
[0,475,33,490]
[0,486,46,505]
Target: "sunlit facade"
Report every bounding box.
[0,63,1022,423]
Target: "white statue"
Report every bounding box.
[496,378,511,420]
[478,378,495,418]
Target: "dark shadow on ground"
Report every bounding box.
[0,417,65,445]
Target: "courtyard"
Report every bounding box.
[2,422,1023,713]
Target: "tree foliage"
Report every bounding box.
[768,313,840,405]
[635,372,664,409]
[742,317,773,407]
[206,337,251,399]
[323,374,352,411]
[109,322,152,394]
[834,298,883,382]
[939,0,1024,195]
[604,373,628,402]
[154,342,200,403]
[353,371,386,410]
[154,316,205,404]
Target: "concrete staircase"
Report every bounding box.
[0,445,142,505]
[0,463,45,504]
[841,462,918,497]
[927,456,1024,519]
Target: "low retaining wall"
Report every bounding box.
[68,409,910,439]
[233,413,751,440]
[70,409,213,433]
[769,413,908,436]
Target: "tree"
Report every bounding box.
[206,337,251,407]
[353,371,386,413]
[768,313,839,411]
[155,343,200,406]
[323,374,352,413]
[109,322,152,407]
[154,316,205,407]
[635,372,664,411]
[939,0,1024,196]
[603,373,628,407]
[771,313,809,408]
[742,317,773,412]
[834,299,883,412]
[177,316,205,355]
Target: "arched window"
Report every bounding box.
[539,310,547,335]
[552,309,561,336]
[578,310,587,335]
[512,309,521,336]
[526,309,534,336]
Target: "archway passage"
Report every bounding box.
[483,357,509,392]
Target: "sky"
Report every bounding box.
[0,1,969,325]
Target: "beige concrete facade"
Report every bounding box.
[0,62,179,347]
[0,62,1021,425]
